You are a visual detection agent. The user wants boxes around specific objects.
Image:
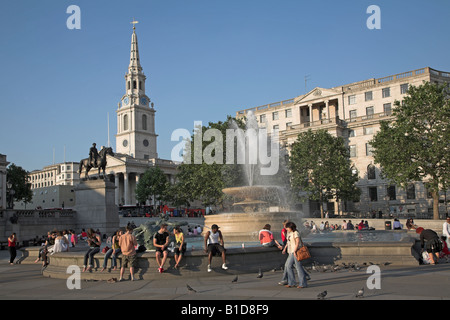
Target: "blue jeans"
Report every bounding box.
[102,248,121,268]
[285,253,308,287]
[84,247,100,267]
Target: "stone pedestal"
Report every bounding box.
[74,179,120,235]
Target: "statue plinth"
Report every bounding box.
[74,179,119,235]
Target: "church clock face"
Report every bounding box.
[123,97,129,105]
[140,97,147,105]
[123,139,128,147]
[143,139,149,147]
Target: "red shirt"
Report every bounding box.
[8,238,16,247]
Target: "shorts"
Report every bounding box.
[426,237,443,253]
[207,243,225,256]
[122,254,137,268]
[174,243,186,255]
[262,240,276,247]
[156,247,168,255]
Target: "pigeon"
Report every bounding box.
[186,284,197,293]
[257,268,263,279]
[317,290,327,300]
[232,275,238,283]
[355,287,364,298]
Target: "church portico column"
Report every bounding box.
[124,172,130,205]
[114,173,120,206]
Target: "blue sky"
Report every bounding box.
[1,0,449,171]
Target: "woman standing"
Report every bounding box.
[8,233,18,265]
[282,222,308,288]
[173,226,186,269]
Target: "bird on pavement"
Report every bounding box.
[257,268,263,278]
[232,275,238,283]
[186,284,197,293]
[317,290,327,300]
[355,287,364,298]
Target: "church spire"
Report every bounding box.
[129,18,142,73]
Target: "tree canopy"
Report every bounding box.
[289,129,360,218]
[6,163,32,207]
[370,81,450,219]
[135,166,169,205]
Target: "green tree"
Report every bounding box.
[289,129,360,218]
[135,166,169,205]
[6,163,32,207]
[370,82,450,220]
[174,116,246,207]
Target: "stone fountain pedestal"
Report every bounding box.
[204,211,301,242]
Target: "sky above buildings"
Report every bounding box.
[1,0,449,172]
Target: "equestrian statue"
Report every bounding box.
[79,143,114,179]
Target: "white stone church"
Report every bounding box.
[95,24,178,206]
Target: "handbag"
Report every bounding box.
[295,238,311,261]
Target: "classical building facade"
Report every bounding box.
[0,154,9,209]
[236,67,450,218]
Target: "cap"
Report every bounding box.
[416,227,424,234]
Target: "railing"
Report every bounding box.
[237,97,295,116]
[347,111,393,123]
[288,116,346,130]
[2,209,75,220]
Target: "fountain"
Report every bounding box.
[204,111,302,242]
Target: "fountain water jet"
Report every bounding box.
[204,111,302,241]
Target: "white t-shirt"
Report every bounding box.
[286,230,300,254]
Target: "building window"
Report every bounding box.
[133,81,137,89]
[367,164,376,180]
[348,129,355,137]
[273,124,279,131]
[142,115,147,131]
[272,112,279,120]
[139,81,142,90]
[407,184,415,200]
[349,145,357,157]
[387,185,396,200]
[366,106,374,118]
[123,114,129,131]
[349,110,357,121]
[364,126,374,135]
[286,122,292,128]
[128,81,131,90]
[382,87,391,98]
[260,114,266,123]
[369,187,378,202]
[365,91,373,101]
[348,95,356,105]
[366,143,374,156]
[400,83,409,94]
[285,109,292,118]
[383,103,392,115]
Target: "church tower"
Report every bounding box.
[116,21,158,160]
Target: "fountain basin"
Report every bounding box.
[203,211,300,242]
